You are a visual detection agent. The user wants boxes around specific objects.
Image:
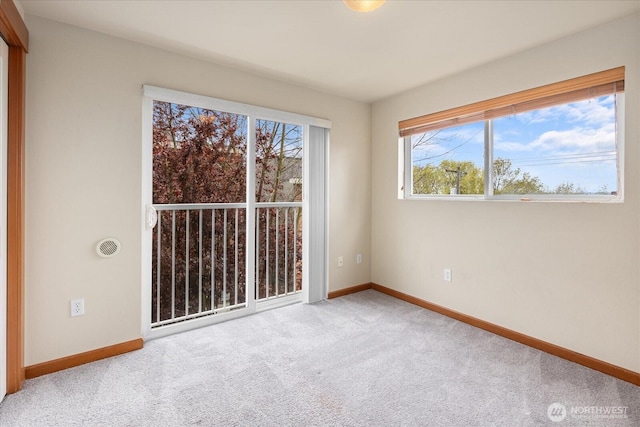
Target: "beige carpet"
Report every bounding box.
[0,290,638,426]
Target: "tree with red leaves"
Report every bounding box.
[151,101,302,324]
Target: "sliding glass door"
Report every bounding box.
[142,86,329,339]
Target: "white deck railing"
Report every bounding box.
[151,202,302,328]
[255,203,303,301]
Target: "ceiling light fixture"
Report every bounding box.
[343,0,386,13]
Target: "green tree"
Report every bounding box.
[554,182,586,194]
[413,165,445,194]
[441,160,484,194]
[413,155,602,197]
[414,157,548,195]
[492,158,544,195]
[413,160,484,195]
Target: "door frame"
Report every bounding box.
[0,0,28,395]
[0,33,9,402]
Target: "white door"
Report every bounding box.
[0,37,9,402]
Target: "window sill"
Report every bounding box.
[402,194,624,203]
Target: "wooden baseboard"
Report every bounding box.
[22,283,640,386]
[327,283,372,299]
[25,338,144,379]
[369,283,640,386]
[327,282,640,386]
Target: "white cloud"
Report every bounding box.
[512,94,616,126]
[516,107,556,124]
[529,123,616,153]
[555,96,615,125]
[494,141,533,152]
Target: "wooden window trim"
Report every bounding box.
[0,0,28,394]
[399,67,625,137]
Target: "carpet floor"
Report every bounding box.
[0,289,638,426]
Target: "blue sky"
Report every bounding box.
[412,94,619,193]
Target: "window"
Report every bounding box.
[410,121,485,196]
[400,67,625,201]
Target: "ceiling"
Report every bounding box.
[19,0,640,103]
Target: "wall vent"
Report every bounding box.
[96,238,121,258]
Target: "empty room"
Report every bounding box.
[0,0,639,425]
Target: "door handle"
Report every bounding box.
[146,205,158,230]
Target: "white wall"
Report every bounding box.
[24,16,371,365]
[372,13,640,372]
[25,10,639,374]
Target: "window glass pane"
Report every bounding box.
[152,101,248,203]
[256,120,303,202]
[411,121,484,195]
[493,95,618,195]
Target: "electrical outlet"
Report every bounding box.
[70,298,85,317]
[356,253,362,264]
[338,256,344,267]
[443,269,452,282]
